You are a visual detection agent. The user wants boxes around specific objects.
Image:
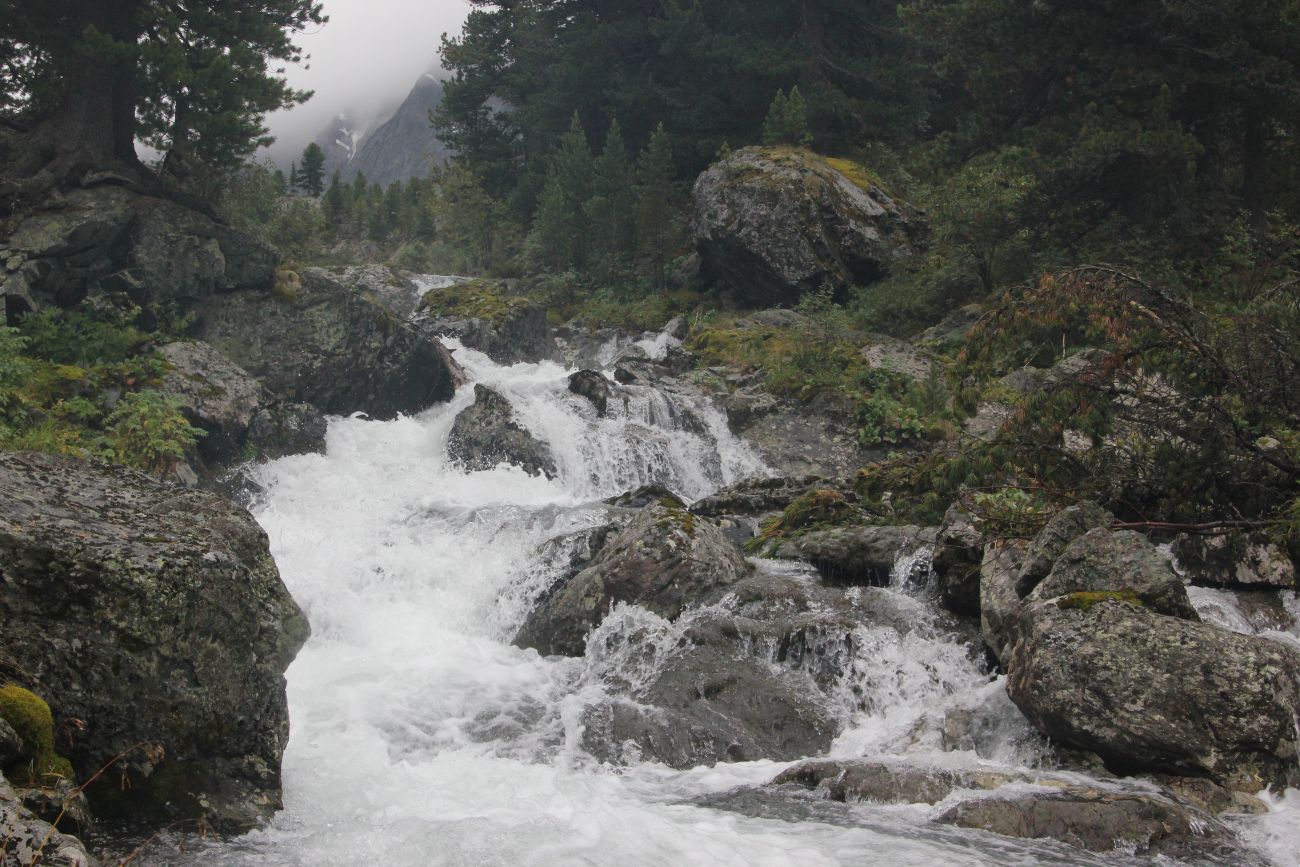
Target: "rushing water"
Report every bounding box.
[162,338,1299,866]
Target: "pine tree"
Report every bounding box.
[761,87,811,147]
[288,162,299,195]
[297,142,326,197]
[529,113,594,271]
[636,123,678,290]
[322,171,346,228]
[586,120,638,282]
[272,168,288,195]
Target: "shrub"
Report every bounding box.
[102,391,204,475]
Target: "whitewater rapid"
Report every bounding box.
[166,339,1299,866]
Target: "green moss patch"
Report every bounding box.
[1056,590,1144,611]
[0,683,74,787]
[421,278,530,323]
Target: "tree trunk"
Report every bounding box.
[26,0,146,180]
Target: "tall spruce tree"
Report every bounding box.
[529,113,594,271]
[297,143,326,197]
[586,120,638,280]
[636,123,678,290]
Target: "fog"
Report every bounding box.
[261,0,472,164]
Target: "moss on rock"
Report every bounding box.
[0,684,74,787]
[1056,590,1144,611]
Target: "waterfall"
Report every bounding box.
[160,337,1297,866]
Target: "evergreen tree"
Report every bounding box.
[636,123,678,290]
[288,162,299,195]
[322,171,347,228]
[272,168,288,195]
[1,0,325,181]
[586,120,638,281]
[297,143,326,197]
[761,87,811,147]
[528,113,594,271]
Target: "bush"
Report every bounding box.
[102,391,205,475]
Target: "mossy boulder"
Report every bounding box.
[414,277,556,364]
[692,146,923,307]
[1006,595,1300,790]
[0,450,309,832]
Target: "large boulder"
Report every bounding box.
[1172,531,1298,589]
[194,267,464,419]
[513,499,750,656]
[1006,595,1300,790]
[157,340,326,465]
[447,384,557,478]
[692,147,921,307]
[0,451,310,831]
[413,277,555,364]
[1,186,277,314]
[1017,501,1113,594]
[1027,528,1198,619]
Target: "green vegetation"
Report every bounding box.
[0,683,74,788]
[746,489,862,554]
[1056,591,1145,612]
[0,310,203,476]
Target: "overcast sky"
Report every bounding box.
[263,0,472,160]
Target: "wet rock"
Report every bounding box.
[414,277,556,364]
[324,264,424,319]
[447,384,557,478]
[580,646,836,768]
[774,758,1025,804]
[1027,528,1198,619]
[245,402,328,460]
[1017,502,1114,594]
[858,334,935,382]
[195,267,464,419]
[514,500,751,656]
[1006,595,1300,790]
[1172,531,1297,589]
[567,369,612,416]
[692,147,921,307]
[935,785,1242,859]
[158,340,326,465]
[690,475,831,518]
[0,451,310,832]
[980,540,1027,666]
[0,778,94,867]
[605,484,681,510]
[0,717,22,767]
[775,524,936,586]
[728,399,864,478]
[932,504,982,616]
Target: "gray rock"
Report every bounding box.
[567,369,612,416]
[6,186,276,310]
[245,402,328,459]
[932,504,982,616]
[690,475,831,518]
[580,646,836,768]
[775,524,936,586]
[1018,502,1114,595]
[325,264,424,319]
[195,267,464,419]
[414,278,556,364]
[514,500,750,656]
[0,451,309,832]
[0,717,23,767]
[158,340,266,462]
[858,334,935,382]
[604,484,681,510]
[1007,595,1300,790]
[935,785,1243,859]
[447,384,556,478]
[0,777,94,866]
[1172,531,1298,589]
[693,147,921,306]
[728,399,864,478]
[980,540,1027,666]
[1028,528,1198,619]
[917,304,982,350]
[773,758,1027,804]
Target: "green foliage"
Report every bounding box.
[297,142,326,196]
[761,87,812,147]
[857,393,926,447]
[102,391,205,475]
[969,488,1050,539]
[17,308,148,366]
[746,488,862,553]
